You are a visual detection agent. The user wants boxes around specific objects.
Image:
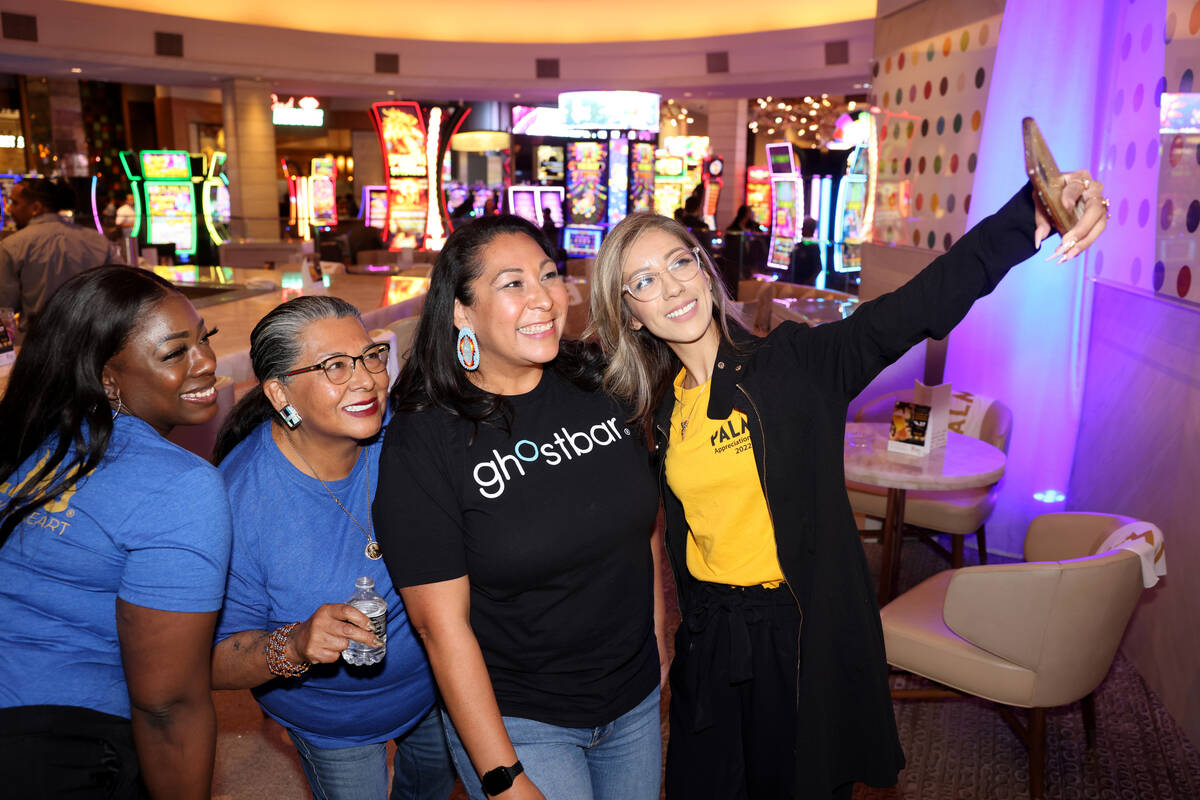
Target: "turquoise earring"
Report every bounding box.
[456,327,480,371]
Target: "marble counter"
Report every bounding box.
[162,266,428,383]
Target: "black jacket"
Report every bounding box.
[652,184,1039,795]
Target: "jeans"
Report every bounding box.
[287,706,455,800]
[443,686,662,800]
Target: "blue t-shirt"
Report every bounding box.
[0,414,233,719]
[215,420,436,748]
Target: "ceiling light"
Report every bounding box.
[686,117,694,123]
[767,128,775,134]
[70,67,82,73]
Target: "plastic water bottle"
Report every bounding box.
[342,576,387,666]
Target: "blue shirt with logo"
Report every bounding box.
[0,414,233,719]
[215,420,437,748]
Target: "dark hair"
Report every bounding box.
[684,195,702,214]
[213,295,362,464]
[0,265,178,546]
[390,214,602,428]
[17,178,76,213]
[802,217,818,238]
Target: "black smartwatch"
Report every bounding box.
[480,760,524,796]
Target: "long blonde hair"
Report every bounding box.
[587,213,746,426]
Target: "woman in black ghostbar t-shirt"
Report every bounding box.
[374,215,664,800]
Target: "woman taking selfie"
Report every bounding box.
[0,265,232,799]
[375,215,665,800]
[212,296,453,800]
[588,173,1108,799]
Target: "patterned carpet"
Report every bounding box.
[213,532,1200,799]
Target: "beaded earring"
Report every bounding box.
[279,404,303,429]
[456,327,480,371]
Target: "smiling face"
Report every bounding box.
[453,231,567,395]
[266,316,386,446]
[621,228,716,347]
[100,293,219,436]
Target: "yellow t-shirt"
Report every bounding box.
[664,369,784,587]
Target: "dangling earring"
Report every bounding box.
[278,404,303,429]
[456,327,480,371]
[111,391,124,421]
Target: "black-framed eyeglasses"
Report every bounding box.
[283,343,390,385]
[622,247,704,302]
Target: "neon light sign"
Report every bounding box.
[272,95,325,127]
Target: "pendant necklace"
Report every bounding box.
[285,435,382,560]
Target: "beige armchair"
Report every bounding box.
[847,388,1012,567]
[881,512,1157,800]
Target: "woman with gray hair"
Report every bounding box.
[211,295,453,800]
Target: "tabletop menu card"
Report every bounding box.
[888,381,951,456]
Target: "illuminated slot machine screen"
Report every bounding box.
[629,142,656,213]
[366,187,388,229]
[745,166,772,229]
[653,154,686,216]
[507,187,540,225]
[310,177,336,226]
[767,179,797,270]
[607,139,629,227]
[374,102,430,249]
[140,150,197,257]
[538,188,565,228]
[206,182,231,244]
[536,145,565,182]
[566,141,608,225]
[145,183,197,257]
[563,225,604,258]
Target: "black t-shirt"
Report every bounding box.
[375,370,660,727]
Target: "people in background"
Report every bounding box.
[587,170,1108,799]
[115,193,137,232]
[211,296,454,800]
[725,204,762,233]
[791,217,822,285]
[377,215,666,800]
[0,179,116,329]
[677,194,709,231]
[0,265,232,799]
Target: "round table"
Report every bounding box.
[842,422,1007,603]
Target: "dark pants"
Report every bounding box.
[666,582,853,800]
[0,705,147,799]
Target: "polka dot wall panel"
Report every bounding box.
[1155,0,1200,306]
[869,14,1002,252]
[1089,0,1167,301]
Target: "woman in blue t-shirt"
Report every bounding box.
[375,215,665,800]
[0,265,233,799]
[210,295,453,800]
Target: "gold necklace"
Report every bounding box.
[677,379,707,439]
[285,435,382,560]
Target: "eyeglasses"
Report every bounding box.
[283,343,391,385]
[621,247,704,302]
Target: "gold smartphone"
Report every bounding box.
[1022,117,1085,236]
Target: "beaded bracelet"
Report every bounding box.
[266,622,310,678]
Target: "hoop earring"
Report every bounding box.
[111,391,124,421]
[456,327,480,371]
[278,404,303,429]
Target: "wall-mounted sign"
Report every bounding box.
[272,95,325,127]
[559,91,661,132]
[0,135,24,149]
